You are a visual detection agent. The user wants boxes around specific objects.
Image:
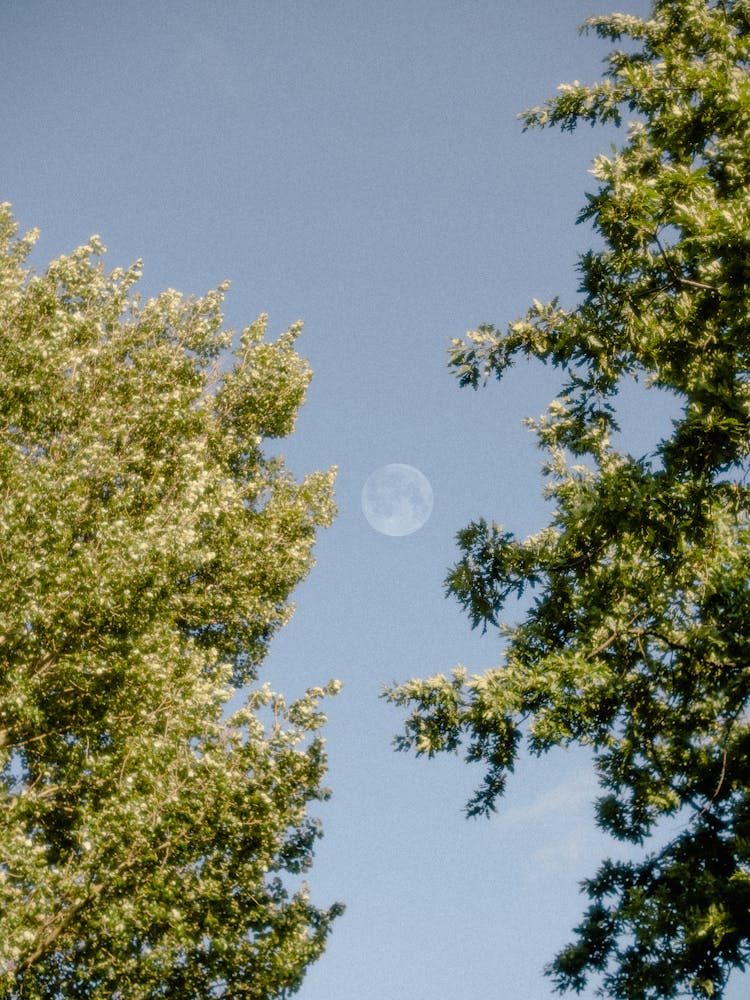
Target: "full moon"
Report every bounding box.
[361,464,434,536]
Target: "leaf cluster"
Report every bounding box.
[388,2,750,996]
[0,206,341,998]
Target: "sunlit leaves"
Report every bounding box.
[0,204,340,998]
[388,2,750,996]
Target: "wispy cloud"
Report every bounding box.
[495,766,609,880]
[498,769,597,830]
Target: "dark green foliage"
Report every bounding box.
[388,2,750,996]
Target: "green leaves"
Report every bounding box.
[0,204,340,998]
[388,2,750,996]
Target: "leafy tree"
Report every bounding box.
[0,203,341,999]
[387,1,750,997]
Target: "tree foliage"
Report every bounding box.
[388,2,750,996]
[0,204,341,998]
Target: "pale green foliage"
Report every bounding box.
[388,2,750,998]
[0,204,341,998]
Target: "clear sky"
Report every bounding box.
[2,2,747,998]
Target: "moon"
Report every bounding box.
[361,464,434,536]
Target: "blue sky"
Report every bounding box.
[3,2,747,998]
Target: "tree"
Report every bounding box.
[0,203,342,998]
[387,2,750,996]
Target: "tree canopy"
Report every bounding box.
[0,204,341,998]
[388,1,750,996]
